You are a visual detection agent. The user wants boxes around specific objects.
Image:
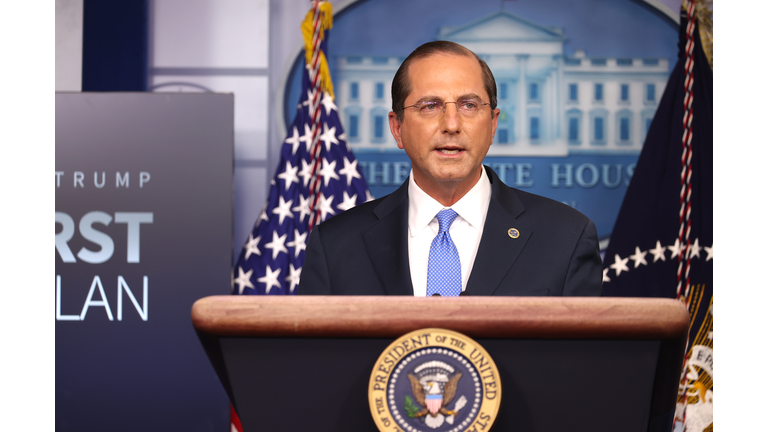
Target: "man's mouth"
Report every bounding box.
[437,148,463,155]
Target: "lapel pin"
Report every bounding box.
[508,228,520,239]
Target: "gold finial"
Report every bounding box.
[300,1,335,98]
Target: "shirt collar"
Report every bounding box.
[453,166,491,229]
[407,166,491,237]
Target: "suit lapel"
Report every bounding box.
[466,167,532,296]
[361,182,414,295]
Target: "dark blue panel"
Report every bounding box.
[56,93,233,432]
[82,0,148,91]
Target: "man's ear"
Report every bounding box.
[389,111,405,150]
[490,108,500,144]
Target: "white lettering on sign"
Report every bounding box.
[56,275,149,321]
[55,212,153,263]
[55,171,151,188]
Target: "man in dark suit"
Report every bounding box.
[298,41,603,296]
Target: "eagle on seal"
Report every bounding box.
[407,373,462,418]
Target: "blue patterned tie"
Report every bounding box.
[426,209,461,297]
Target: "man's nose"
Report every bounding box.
[441,102,461,133]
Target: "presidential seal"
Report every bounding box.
[368,328,501,432]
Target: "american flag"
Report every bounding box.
[232,1,371,298]
[228,4,370,429]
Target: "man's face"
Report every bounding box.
[389,53,499,201]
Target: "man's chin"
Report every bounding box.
[414,165,481,186]
[430,170,477,185]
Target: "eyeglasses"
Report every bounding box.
[402,99,491,119]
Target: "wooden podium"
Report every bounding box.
[191,296,688,432]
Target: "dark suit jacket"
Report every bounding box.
[298,166,603,296]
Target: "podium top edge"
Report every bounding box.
[191,296,689,340]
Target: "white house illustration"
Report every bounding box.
[333,11,669,156]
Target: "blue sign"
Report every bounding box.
[283,0,677,246]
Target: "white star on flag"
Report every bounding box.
[272,196,295,225]
[257,205,269,225]
[234,267,254,294]
[318,158,340,187]
[337,191,358,212]
[317,193,336,222]
[319,122,339,152]
[298,159,313,187]
[339,157,362,186]
[668,238,683,259]
[292,194,312,223]
[277,161,300,189]
[704,245,713,261]
[287,229,308,258]
[321,92,337,115]
[610,254,630,277]
[649,241,666,262]
[264,231,289,260]
[302,87,317,113]
[629,246,647,268]
[284,126,301,155]
[602,268,611,283]
[285,264,302,293]
[688,238,701,259]
[243,233,261,260]
[257,265,281,294]
[299,123,314,152]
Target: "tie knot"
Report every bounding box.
[435,209,459,233]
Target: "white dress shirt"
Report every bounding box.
[407,167,492,296]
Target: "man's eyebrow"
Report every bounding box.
[457,93,482,101]
[412,93,483,104]
[413,95,444,104]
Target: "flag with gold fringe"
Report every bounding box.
[601,1,712,431]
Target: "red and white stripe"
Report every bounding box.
[675,0,696,302]
[674,3,696,430]
[307,1,327,231]
[426,397,443,415]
